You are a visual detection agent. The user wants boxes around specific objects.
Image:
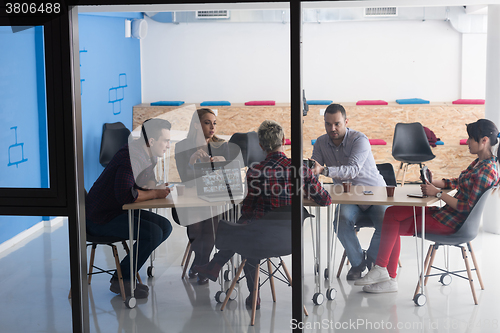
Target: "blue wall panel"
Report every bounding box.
[0,14,142,245]
[78,14,142,190]
[0,26,46,241]
[0,26,43,188]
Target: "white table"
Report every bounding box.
[122,186,243,308]
[305,184,446,306]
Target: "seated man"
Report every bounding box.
[193,120,332,308]
[86,118,173,299]
[311,103,387,280]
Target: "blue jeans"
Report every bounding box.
[86,210,172,280]
[334,204,387,268]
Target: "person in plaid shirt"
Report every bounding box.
[355,119,499,294]
[194,120,331,308]
[239,145,331,224]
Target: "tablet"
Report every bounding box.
[407,193,427,198]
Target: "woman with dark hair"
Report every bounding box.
[355,119,499,293]
[174,108,229,284]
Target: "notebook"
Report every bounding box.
[194,160,245,203]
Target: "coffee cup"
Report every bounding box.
[386,186,395,197]
[177,184,185,196]
[342,181,351,193]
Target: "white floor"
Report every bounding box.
[1,207,500,333]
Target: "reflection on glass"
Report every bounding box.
[78,2,295,331]
[0,216,69,332]
[0,26,49,188]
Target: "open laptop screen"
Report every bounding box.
[194,160,244,198]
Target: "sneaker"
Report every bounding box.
[354,265,390,286]
[346,262,366,281]
[363,278,398,293]
[245,292,261,310]
[110,279,148,299]
[192,262,222,282]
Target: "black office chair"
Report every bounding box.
[375,162,397,187]
[99,122,131,167]
[336,163,400,278]
[216,206,312,326]
[413,186,497,306]
[229,131,267,167]
[392,122,435,186]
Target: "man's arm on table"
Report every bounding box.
[135,186,171,203]
[115,163,171,204]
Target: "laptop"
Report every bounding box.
[194,160,246,203]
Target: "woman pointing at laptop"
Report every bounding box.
[175,108,229,284]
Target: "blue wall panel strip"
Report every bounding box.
[78,14,142,190]
[0,26,44,240]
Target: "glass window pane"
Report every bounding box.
[0,26,49,188]
[78,3,294,332]
[0,216,70,332]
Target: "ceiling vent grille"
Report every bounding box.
[196,10,230,19]
[364,7,398,17]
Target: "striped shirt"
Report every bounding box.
[240,151,332,222]
[430,157,499,231]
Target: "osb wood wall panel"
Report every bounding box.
[134,103,485,184]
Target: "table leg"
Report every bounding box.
[127,209,136,308]
[413,206,427,306]
[312,206,324,305]
[308,206,316,274]
[325,204,337,301]
[211,206,224,292]
[326,204,331,281]
[316,206,321,283]
[420,206,425,296]
[134,209,141,291]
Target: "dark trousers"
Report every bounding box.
[187,217,219,267]
[87,210,172,281]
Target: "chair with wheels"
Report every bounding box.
[215,205,312,326]
[99,122,131,167]
[336,163,401,278]
[392,122,435,186]
[413,186,498,305]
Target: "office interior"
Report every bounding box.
[2,1,500,332]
